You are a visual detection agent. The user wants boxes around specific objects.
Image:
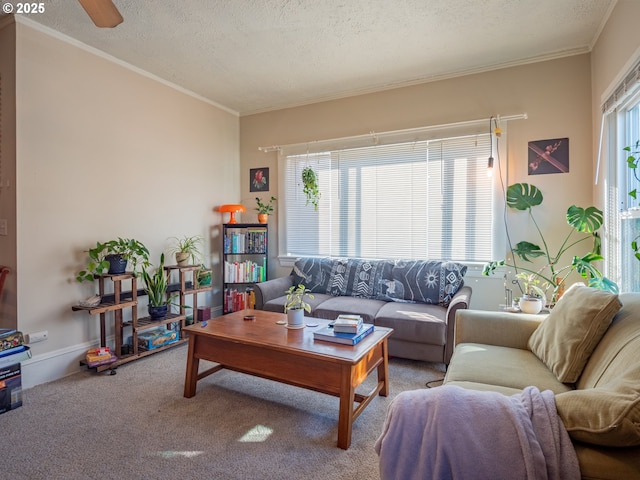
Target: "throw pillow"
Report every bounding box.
[527,283,622,384]
[556,372,640,446]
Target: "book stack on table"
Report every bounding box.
[332,314,363,333]
[313,315,374,345]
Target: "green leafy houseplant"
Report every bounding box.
[623,141,640,261]
[255,196,277,214]
[483,183,618,302]
[76,238,150,282]
[196,264,212,287]
[284,284,314,313]
[515,272,546,298]
[169,235,203,266]
[302,167,321,211]
[141,253,173,308]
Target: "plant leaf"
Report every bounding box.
[512,241,545,262]
[571,253,603,279]
[588,276,619,293]
[506,183,543,211]
[566,205,603,233]
[482,260,504,276]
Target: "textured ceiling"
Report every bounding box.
[12,0,615,115]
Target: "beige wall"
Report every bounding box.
[0,20,17,329]
[13,20,239,386]
[240,54,594,310]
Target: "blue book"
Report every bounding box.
[313,323,374,345]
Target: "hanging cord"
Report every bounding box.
[491,116,521,294]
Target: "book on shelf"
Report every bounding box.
[313,323,374,345]
[224,228,267,254]
[333,314,363,333]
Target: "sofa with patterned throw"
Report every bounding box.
[253,257,472,364]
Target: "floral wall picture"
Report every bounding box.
[527,137,569,175]
[250,167,269,192]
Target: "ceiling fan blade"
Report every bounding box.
[78,0,123,28]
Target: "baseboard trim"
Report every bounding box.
[21,307,225,389]
[20,340,99,389]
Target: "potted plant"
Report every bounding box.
[196,264,212,287]
[302,166,321,211]
[140,253,176,320]
[284,284,314,328]
[76,237,150,282]
[255,196,276,224]
[483,183,618,304]
[169,235,203,266]
[515,272,545,314]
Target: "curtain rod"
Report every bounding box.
[258,113,528,153]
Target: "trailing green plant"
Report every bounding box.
[140,253,176,307]
[168,235,203,265]
[483,183,618,301]
[623,141,640,261]
[255,196,277,214]
[284,284,314,313]
[76,237,150,282]
[302,166,321,211]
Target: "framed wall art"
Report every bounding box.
[527,137,569,175]
[250,167,269,192]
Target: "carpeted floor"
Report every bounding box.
[0,344,445,480]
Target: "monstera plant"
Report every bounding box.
[483,183,618,303]
[624,141,640,262]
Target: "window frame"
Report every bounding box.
[605,89,640,292]
[276,123,507,269]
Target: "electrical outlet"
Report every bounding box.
[27,330,48,343]
[0,219,7,236]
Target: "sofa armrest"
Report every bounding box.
[253,275,294,309]
[454,309,546,350]
[444,286,473,364]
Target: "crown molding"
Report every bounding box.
[14,15,239,117]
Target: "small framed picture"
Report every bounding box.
[250,167,269,192]
[527,138,569,175]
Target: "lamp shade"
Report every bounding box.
[219,204,246,224]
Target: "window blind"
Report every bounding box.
[282,134,494,262]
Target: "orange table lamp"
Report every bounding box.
[219,204,246,224]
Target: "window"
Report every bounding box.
[279,130,504,264]
[603,66,640,293]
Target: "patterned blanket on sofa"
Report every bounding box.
[291,257,466,307]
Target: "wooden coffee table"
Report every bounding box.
[183,309,393,449]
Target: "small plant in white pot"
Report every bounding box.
[515,272,546,314]
[284,284,314,328]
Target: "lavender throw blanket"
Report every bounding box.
[375,386,580,480]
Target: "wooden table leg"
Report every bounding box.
[378,339,389,397]
[337,364,355,450]
[183,335,200,398]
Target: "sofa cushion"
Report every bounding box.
[292,257,386,298]
[312,296,386,323]
[374,302,446,344]
[445,343,572,395]
[527,283,622,384]
[374,259,467,306]
[556,370,640,446]
[262,293,333,315]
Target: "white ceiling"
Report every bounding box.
[13,0,615,115]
